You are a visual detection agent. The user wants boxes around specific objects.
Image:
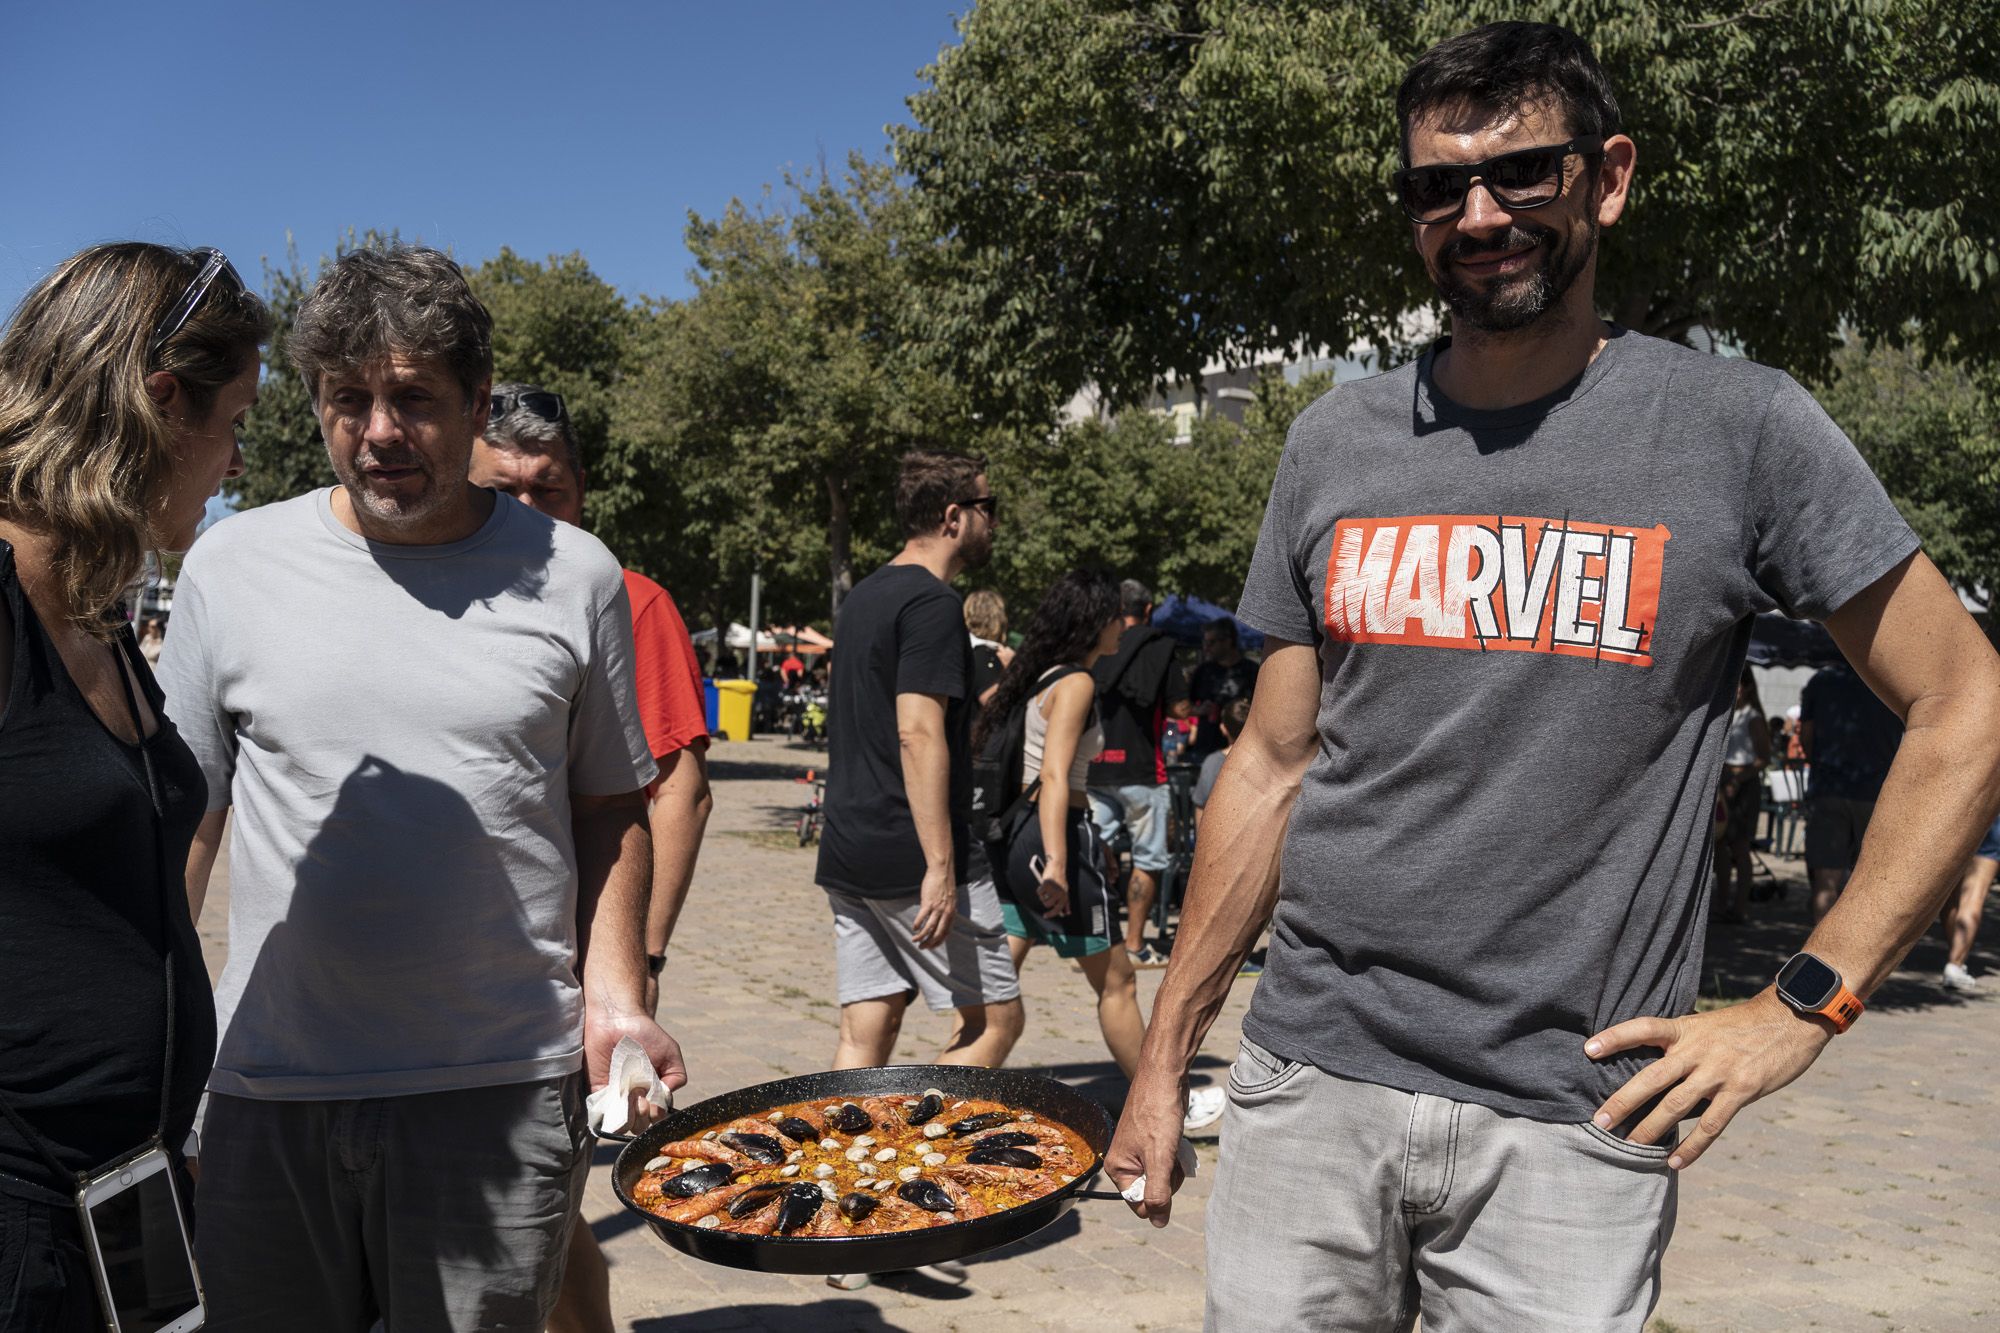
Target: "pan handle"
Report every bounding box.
[1075,1189,1130,1202]
[593,1127,642,1144]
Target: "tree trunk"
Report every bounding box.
[826,473,854,624]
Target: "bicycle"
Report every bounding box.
[796,770,826,846]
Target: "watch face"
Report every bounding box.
[1778,953,1841,1010]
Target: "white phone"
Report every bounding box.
[76,1144,205,1332]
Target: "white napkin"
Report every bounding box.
[585,1036,672,1136]
[1119,1136,1200,1204]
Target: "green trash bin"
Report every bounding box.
[715,679,757,741]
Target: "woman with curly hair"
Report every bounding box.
[0,242,269,1328]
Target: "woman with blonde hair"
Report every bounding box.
[0,242,269,1328]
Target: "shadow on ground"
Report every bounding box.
[965,1206,1083,1267]
[708,756,821,783]
[1698,865,2000,1012]
[632,1299,912,1331]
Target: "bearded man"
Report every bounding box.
[1105,21,2000,1332]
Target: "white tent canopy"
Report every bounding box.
[687,622,783,652]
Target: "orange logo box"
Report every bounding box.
[1324,515,1672,665]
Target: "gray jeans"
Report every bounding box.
[1206,1039,1676,1332]
[194,1073,591,1333]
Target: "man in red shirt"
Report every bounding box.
[471,383,712,1333]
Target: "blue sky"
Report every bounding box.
[0,0,966,315]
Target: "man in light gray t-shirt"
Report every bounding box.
[161,245,682,1333]
[1107,24,2000,1333]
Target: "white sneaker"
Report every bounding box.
[825,1272,871,1290]
[1183,1085,1226,1134]
[1943,963,1980,992]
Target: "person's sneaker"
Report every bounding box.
[826,1273,871,1290]
[916,1260,969,1285]
[1943,963,1980,993]
[1183,1085,1226,1134]
[1127,944,1169,969]
[1238,953,1265,977]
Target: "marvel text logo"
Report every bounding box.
[1324,514,1670,665]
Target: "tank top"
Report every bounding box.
[0,541,214,1196]
[1722,704,1760,766]
[1022,665,1103,795]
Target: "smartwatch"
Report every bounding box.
[1774,952,1864,1033]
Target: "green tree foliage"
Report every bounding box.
[1816,340,1999,606]
[985,369,1320,612]
[229,236,338,510]
[612,158,991,632]
[898,0,2000,423]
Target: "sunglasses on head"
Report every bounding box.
[1393,135,1603,225]
[491,389,568,423]
[147,247,244,367]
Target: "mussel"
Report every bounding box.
[897,1179,956,1214]
[947,1111,1014,1137]
[724,1181,789,1218]
[718,1132,787,1165]
[772,1117,819,1145]
[966,1145,1042,1169]
[660,1162,739,1198]
[837,1191,880,1223]
[827,1102,873,1134]
[773,1182,826,1234]
[968,1132,1037,1151]
[903,1093,944,1126]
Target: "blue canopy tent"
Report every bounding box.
[1150,595,1266,651]
[1746,612,1845,669]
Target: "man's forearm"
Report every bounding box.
[900,724,954,873]
[1142,747,1297,1070]
[645,749,713,955]
[1806,688,2000,996]
[574,796,653,1015]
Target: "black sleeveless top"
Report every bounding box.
[0,540,215,1196]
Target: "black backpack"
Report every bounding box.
[970,664,1087,853]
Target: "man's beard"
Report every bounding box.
[961,525,994,571]
[1431,220,1596,334]
[330,448,450,527]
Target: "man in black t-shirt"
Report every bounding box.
[816,451,1024,1072]
[1087,579,1191,966]
[1187,619,1259,759]
[1800,661,1905,921]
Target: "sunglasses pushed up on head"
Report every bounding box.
[147,247,245,367]
[1392,136,1603,225]
[491,389,568,424]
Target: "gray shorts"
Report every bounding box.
[194,1073,591,1332]
[1206,1038,1675,1332]
[828,878,1022,1013]
[1806,795,1876,871]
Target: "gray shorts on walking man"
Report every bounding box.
[195,1073,591,1333]
[829,879,1021,1012]
[1206,1039,1675,1333]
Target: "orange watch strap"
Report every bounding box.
[1820,984,1864,1034]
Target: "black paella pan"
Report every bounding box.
[610,1064,1114,1275]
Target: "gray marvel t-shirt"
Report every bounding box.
[158,490,657,1100]
[1235,328,1917,1121]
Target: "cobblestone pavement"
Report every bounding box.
[197,736,1998,1332]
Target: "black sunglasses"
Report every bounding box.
[147,248,244,367]
[491,389,568,423]
[956,494,998,521]
[1393,136,1604,224]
